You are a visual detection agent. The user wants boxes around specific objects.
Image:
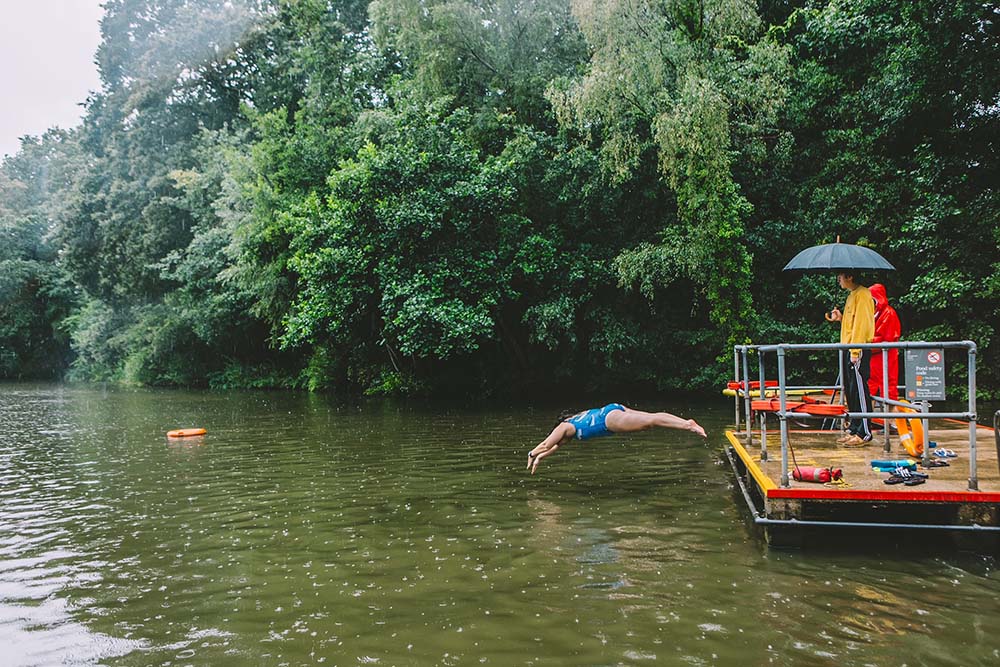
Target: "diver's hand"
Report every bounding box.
[687,419,707,438]
[526,445,557,474]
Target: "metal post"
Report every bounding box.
[994,410,999,479]
[742,346,753,447]
[840,351,847,408]
[758,350,768,462]
[882,350,891,453]
[777,346,790,488]
[968,344,978,491]
[733,348,740,429]
[836,351,848,434]
[920,401,931,469]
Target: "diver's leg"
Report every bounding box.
[605,409,705,437]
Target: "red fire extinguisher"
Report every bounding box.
[792,466,842,483]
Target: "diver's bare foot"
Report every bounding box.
[688,420,706,438]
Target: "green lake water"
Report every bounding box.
[1,384,998,666]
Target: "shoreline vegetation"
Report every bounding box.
[1,1,997,399]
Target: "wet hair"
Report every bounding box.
[554,409,578,428]
[838,271,868,286]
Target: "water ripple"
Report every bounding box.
[0,386,998,666]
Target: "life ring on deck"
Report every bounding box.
[167,428,206,438]
[751,399,846,416]
[894,403,924,457]
[727,380,778,390]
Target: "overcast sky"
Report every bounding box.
[0,0,105,159]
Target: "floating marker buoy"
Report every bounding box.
[166,428,207,438]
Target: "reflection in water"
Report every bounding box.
[0,384,997,666]
[0,597,146,665]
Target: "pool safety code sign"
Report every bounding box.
[905,348,945,400]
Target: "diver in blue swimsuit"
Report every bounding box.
[526,404,706,474]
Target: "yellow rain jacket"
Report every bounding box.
[841,285,875,358]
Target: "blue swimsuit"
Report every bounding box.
[566,404,626,440]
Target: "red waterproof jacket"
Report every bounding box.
[868,283,901,399]
[870,284,900,344]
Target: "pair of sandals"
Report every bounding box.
[932,448,958,458]
[837,433,870,447]
[884,466,928,486]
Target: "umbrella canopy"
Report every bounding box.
[782,243,895,272]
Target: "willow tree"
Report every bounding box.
[369,0,587,126]
[549,0,790,343]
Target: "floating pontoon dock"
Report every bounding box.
[726,341,1000,546]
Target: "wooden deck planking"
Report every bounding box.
[731,422,1000,500]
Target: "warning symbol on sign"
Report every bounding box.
[927,351,941,364]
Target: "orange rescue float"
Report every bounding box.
[167,428,207,438]
[894,402,925,457]
[751,398,846,416]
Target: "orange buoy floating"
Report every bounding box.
[166,428,207,438]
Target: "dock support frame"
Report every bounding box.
[725,445,1000,533]
[733,340,980,491]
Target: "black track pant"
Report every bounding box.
[843,349,873,440]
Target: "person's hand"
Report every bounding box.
[687,419,706,438]
[528,451,541,474]
[526,446,556,474]
[850,352,860,367]
[825,307,842,322]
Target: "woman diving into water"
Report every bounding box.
[526,404,706,474]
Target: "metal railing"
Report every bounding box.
[732,341,979,490]
[995,410,999,476]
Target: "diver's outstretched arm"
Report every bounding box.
[527,422,574,474]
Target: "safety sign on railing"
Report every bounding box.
[905,348,946,400]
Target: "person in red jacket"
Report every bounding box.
[868,283,901,402]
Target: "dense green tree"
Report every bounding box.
[56,0,317,383]
[0,0,995,398]
[547,0,791,345]
[222,0,387,347]
[370,0,587,127]
[59,0,274,303]
[752,0,1000,395]
[0,131,81,378]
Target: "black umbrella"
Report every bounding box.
[782,242,895,272]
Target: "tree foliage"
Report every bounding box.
[0,0,995,398]
[0,131,81,378]
[548,0,790,343]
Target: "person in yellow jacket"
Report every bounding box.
[826,272,875,446]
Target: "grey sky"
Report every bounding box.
[0,0,104,159]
